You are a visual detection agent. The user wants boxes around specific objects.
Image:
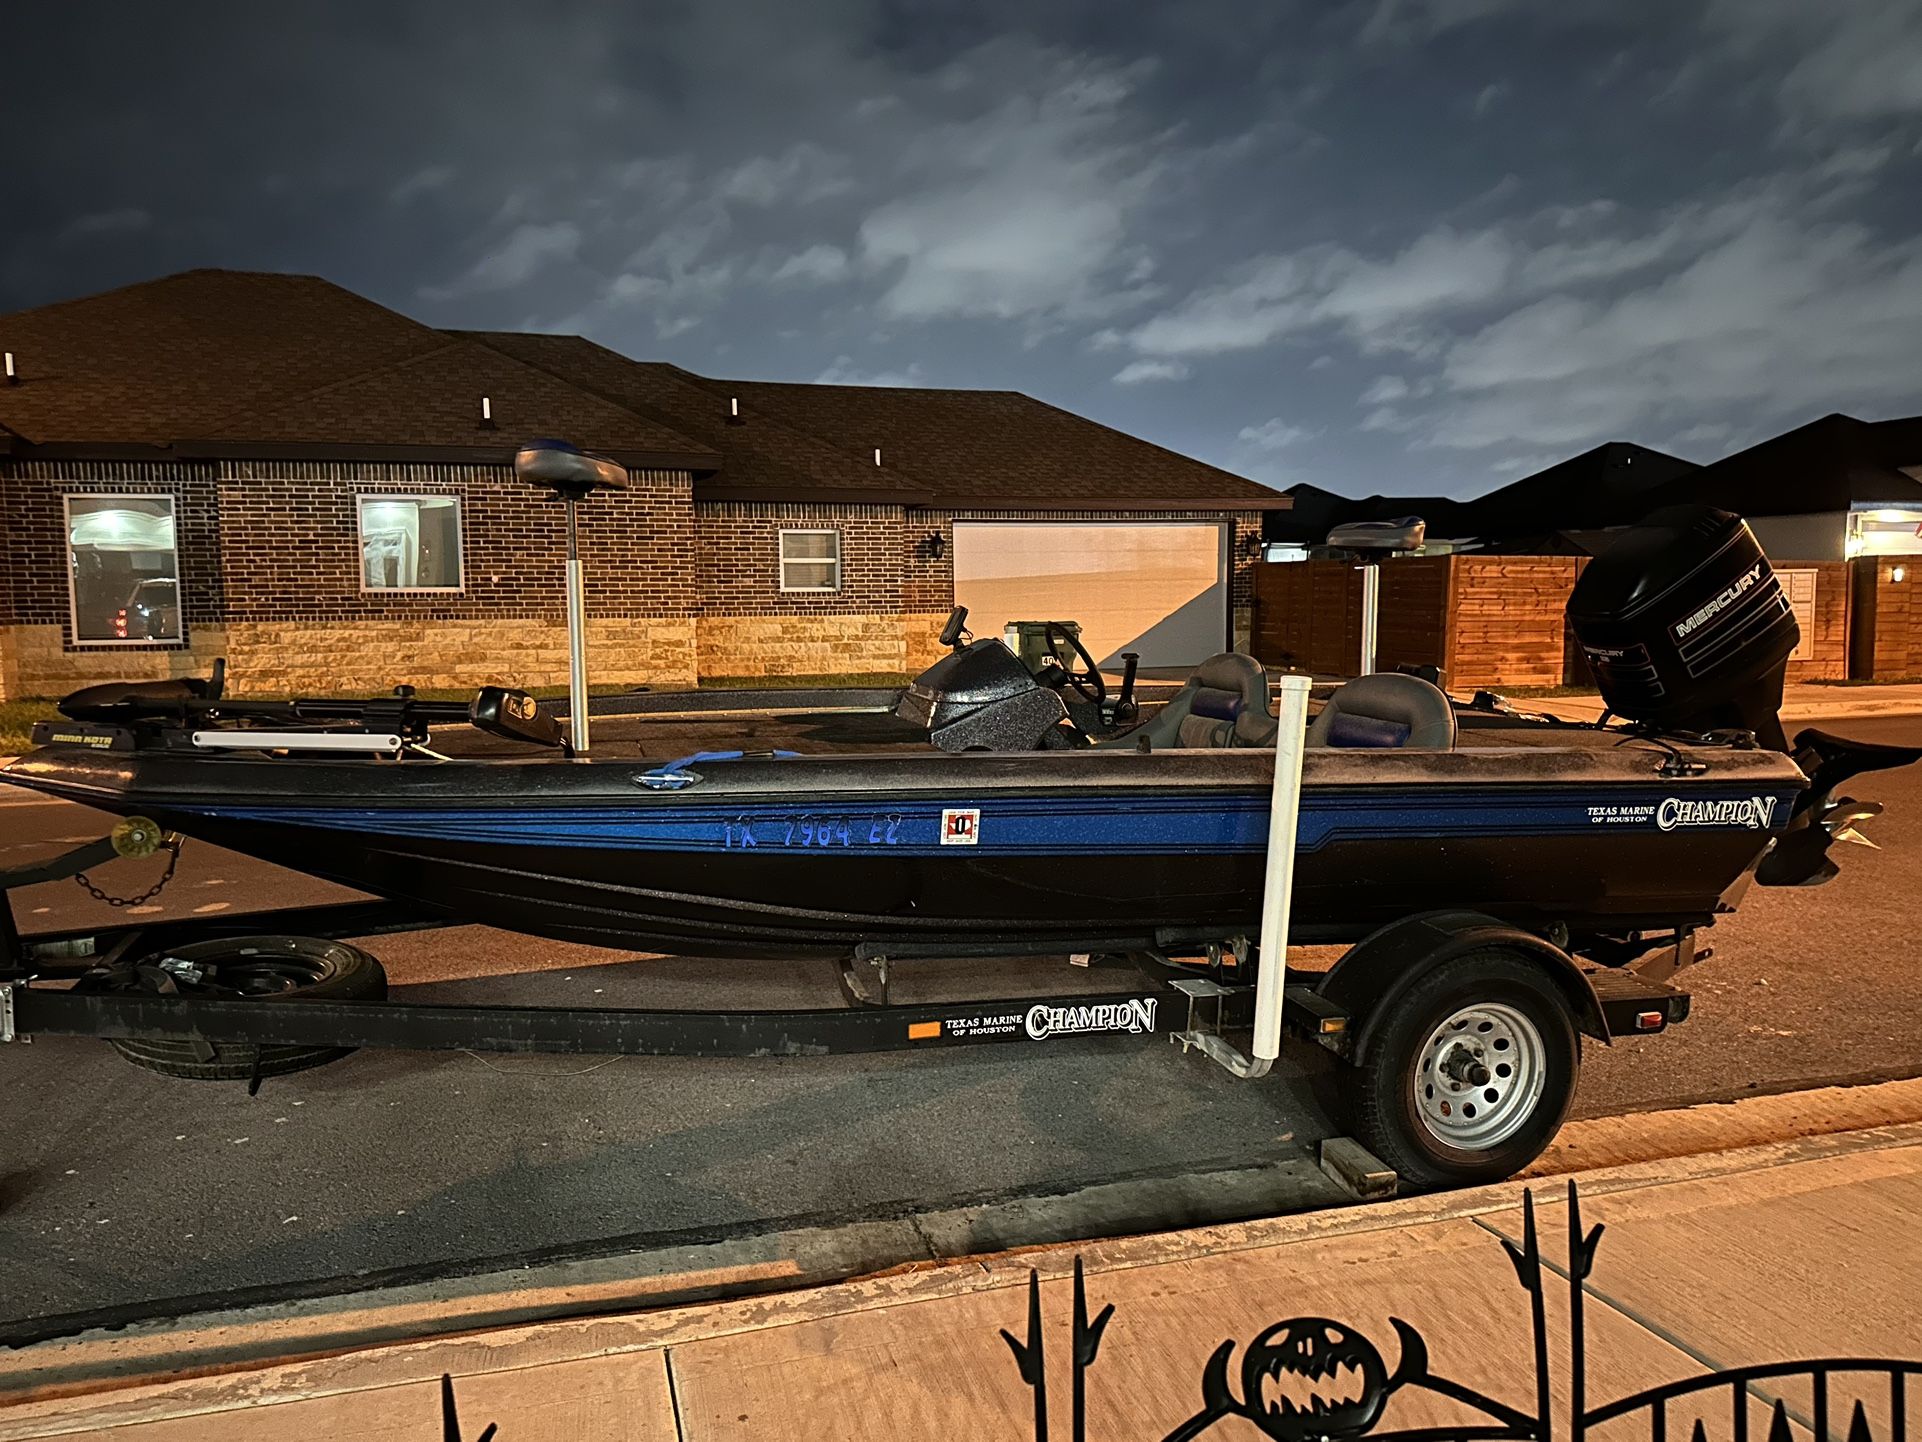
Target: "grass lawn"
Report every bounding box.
[0,700,60,756]
[697,673,908,689]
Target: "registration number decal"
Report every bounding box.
[722,814,906,850]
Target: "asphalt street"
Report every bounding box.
[2,712,1919,1328]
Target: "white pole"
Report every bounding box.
[565,500,591,755]
[1357,564,1380,676]
[1174,671,1312,1079]
[1253,673,1312,1063]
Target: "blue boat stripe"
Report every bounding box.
[171,783,1802,857]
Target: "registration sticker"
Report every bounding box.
[940,807,981,845]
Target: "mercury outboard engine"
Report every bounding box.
[1571,504,1922,886]
[1567,505,1798,750]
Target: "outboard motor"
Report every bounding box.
[1571,505,1922,886]
[1567,506,1798,750]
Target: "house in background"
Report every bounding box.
[0,270,1285,701]
[1262,442,1700,555]
[1639,413,1922,563]
[1250,415,1922,688]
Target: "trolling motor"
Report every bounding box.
[514,439,629,756]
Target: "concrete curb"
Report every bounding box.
[4,1076,1920,1425]
[6,1117,1920,1441]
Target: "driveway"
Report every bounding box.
[2,714,1918,1329]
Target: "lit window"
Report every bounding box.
[65,495,182,644]
[780,529,841,592]
[358,495,464,591]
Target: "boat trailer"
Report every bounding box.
[0,675,1696,1189]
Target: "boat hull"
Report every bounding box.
[2,744,1807,957]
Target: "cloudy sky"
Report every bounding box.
[4,0,1920,498]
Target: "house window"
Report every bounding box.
[64,495,183,644]
[358,495,463,591]
[779,529,841,592]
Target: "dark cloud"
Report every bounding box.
[3,0,1920,498]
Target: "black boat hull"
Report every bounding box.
[3,743,1807,957]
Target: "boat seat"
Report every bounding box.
[1308,673,1457,749]
[1102,652,1277,749]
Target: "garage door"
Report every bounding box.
[952,521,1229,670]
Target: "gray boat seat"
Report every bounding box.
[1104,652,1277,749]
[1308,672,1457,749]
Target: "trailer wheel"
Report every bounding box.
[1346,948,1579,1191]
[101,937,386,1082]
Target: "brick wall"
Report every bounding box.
[1,458,702,696]
[219,461,698,622]
[3,458,223,637]
[2,455,1265,696]
[691,503,1257,679]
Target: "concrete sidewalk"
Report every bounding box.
[4,1110,1917,1440]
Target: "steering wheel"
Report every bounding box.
[1042,622,1106,706]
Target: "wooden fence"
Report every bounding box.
[1251,555,1853,689]
[1851,557,1922,679]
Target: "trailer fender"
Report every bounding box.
[1315,910,1607,1063]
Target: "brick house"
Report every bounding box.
[0,271,1284,700]
[1251,415,1922,688]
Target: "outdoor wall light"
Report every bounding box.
[920,531,947,562]
[1895,565,1908,583]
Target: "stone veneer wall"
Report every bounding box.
[222,618,698,694]
[0,459,702,697]
[695,500,950,677]
[1,455,1269,697]
[216,459,701,690]
[2,625,230,701]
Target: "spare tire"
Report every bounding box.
[98,936,387,1081]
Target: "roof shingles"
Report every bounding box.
[1,268,1284,510]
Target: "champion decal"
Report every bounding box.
[940,807,981,846]
[1656,794,1780,831]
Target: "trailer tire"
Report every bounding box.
[1346,948,1579,1191]
[102,937,386,1082]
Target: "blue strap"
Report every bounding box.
[636,749,800,790]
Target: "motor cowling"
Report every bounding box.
[1567,506,1799,750]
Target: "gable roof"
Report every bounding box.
[1266,443,1701,546]
[0,269,449,448]
[1646,412,1922,516]
[201,338,714,465]
[704,377,1285,510]
[2,268,1284,512]
[0,269,714,468]
[1467,442,1698,537]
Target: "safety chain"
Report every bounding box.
[74,838,182,909]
